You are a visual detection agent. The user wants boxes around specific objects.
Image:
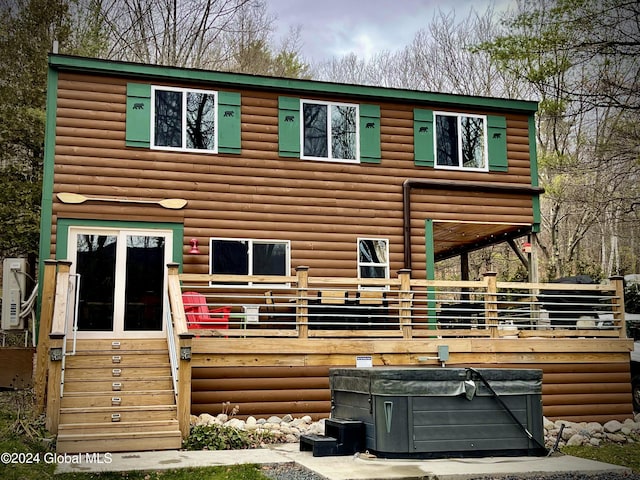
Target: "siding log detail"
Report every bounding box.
[52,71,538,280]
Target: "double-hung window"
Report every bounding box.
[152,86,217,153]
[210,238,290,286]
[358,238,389,287]
[435,112,487,170]
[301,100,359,163]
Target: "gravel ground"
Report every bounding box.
[259,463,640,480]
[470,475,640,480]
[260,462,328,480]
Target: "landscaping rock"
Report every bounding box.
[585,422,603,434]
[544,416,640,449]
[606,432,627,442]
[190,412,640,450]
[604,419,623,433]
[566,433,586,446]
[225,418,245,430]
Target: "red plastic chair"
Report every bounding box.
[182,291,230,330]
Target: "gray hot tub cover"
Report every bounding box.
[329,367,542,397]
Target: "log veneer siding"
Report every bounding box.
[190,360,633,423]
[52,72,536,279]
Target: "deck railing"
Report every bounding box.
[173,267,627,340]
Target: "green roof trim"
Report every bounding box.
[48,54,538,113]
[36,67,59,337]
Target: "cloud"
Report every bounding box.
[267,0,517,62]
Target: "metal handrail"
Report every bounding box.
[176,273,627,339]
[165,293,179,401]
[59,273,80,397]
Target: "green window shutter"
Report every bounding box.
[414,109,434,167]
[359,104,381,164]
[487,115,508,172]
[278,96,300,158]
[126,83,151,148]
[218,91,241,154]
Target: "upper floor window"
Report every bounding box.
[152,86,217,153]
[358,238,389,283]
[435,112,487,170]
[209,238,290,287]
[302,100,359,163]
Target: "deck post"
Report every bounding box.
[398,269,412,338]
[167,263,193,438]
[178,333,193,438]
[296,266,309,338]
[424,219,438,329]
[483,272,499,338]
[46,260,72,434]
[610,276,626,339]
[34,259,58,414]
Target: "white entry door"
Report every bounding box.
[68,227,172,338]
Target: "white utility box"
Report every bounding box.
[2,258,27,330]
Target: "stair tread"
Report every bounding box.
[65,351,169,356]
[63,375,173,383]
[60,404,176,413]
[63,389,174,396]
[56,436,182,453]
[58,429,181,440]
[59,419,179,429]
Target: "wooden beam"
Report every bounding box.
[34,260,58,413]
[507,238,529,270]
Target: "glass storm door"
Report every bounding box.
[69,228,171,338]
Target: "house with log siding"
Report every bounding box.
[35,54,634,454]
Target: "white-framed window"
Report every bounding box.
[435,112,487,171]
[209,238,290,286]
[151,86,217,153]
[358,238,389,287]
[301,100,359,163]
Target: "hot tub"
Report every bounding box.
[329,367,545,458]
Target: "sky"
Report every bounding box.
[265,0,517,63]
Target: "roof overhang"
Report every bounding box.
[48,54,539,114]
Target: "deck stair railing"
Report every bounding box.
[165,293,179,401]
[175,267,627,340]
[166,264,193,439]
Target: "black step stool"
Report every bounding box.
[299,418,365,457]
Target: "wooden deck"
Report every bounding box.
[36,262,635,453]
[177,267,634,423]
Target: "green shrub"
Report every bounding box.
[183,424,282,450]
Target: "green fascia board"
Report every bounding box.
[49,54,538,114]
[36,67,59,336]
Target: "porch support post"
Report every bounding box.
[425,220,437,328]
[483,271,499,338]
[296,266,309,339]
[46,260,72,434]
[46,336,63,434]
[610,275,626,339]
[178,334,193,438]
[529,234,540,325]
[34,259,58,414]
[398,269,412,339]
[461,252,470,304]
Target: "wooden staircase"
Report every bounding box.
[56,338,182,453]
